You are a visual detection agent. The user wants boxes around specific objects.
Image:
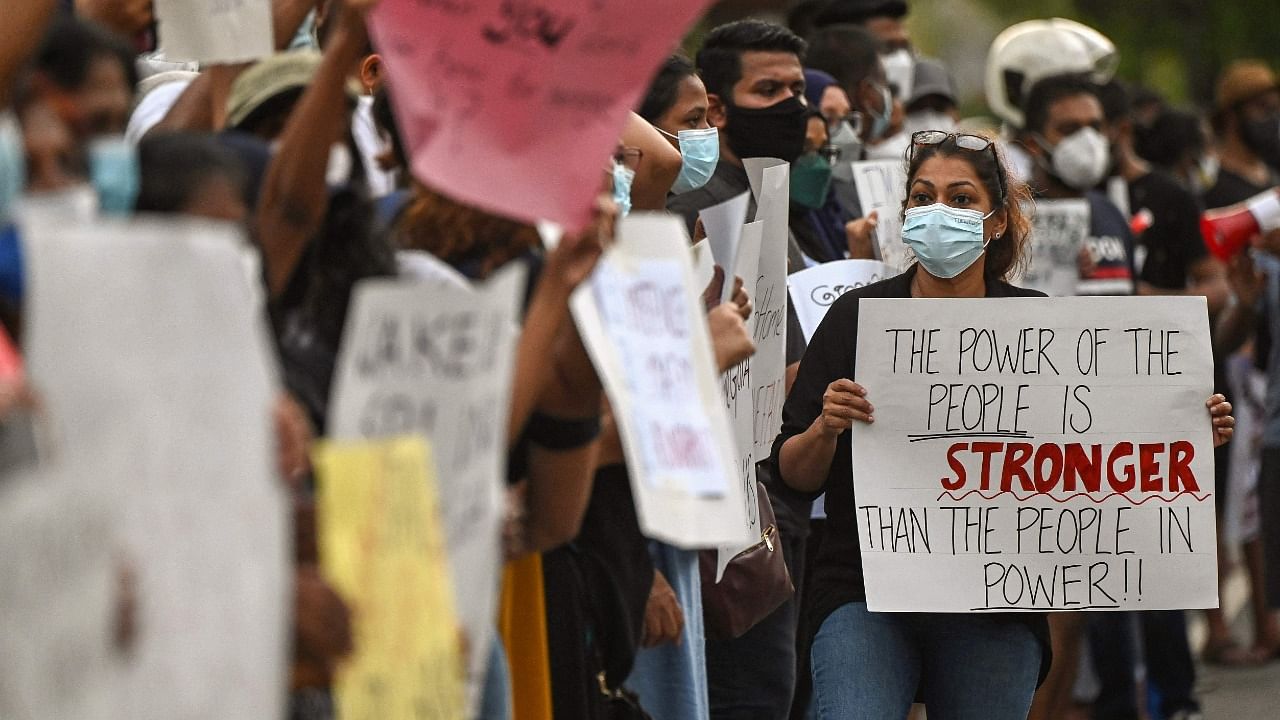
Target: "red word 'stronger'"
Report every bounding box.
[941,441,1200,498]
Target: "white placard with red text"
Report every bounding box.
[852,296,1216,612]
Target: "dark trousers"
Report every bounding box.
[705,493,807,719]
[1262,446,1280,608]
[1088,610,1199,719]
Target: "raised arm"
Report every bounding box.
[257,3,366,297]
[0,0,57,107]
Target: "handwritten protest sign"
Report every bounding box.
[154,0,273,65]
[711,219,767,580]
[23,217,288,717]
[851,160,911,272]
[1019,199,1088,297]
[852,296,1216,612]
[369,0,715,231]
[329,264,524,712]
[788,259,894,342]
[313,437,466,720]
[744,159,790,461]
[573,213,751,548]
[0,469,116,720]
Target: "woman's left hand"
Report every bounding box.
[1208,394,1234,448]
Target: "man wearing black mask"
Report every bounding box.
[1204,61,1280,213]
[668,19,808,235]
[669,19,814,720]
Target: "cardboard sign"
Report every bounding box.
[744,158,790,461]
[572,213,751,548]
[23,217,288,717]
[709,161,790,573]
[788,259,895,343]
[711,219,766,581]
[851,160,911,272]
[328,264,525,712]
[369,0,714,231]
[852,296,1216,612]
[1020,199,1088,297]
[313,437,466,720]
[154,0,274,65]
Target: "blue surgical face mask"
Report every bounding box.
[660,126,719,194]
[89,137,139,216]
[0,113,24,222]
[612,161,635,217]
[902,203,998,279]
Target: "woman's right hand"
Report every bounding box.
[819,379,873,436]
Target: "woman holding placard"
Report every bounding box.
[771,130,1237,719]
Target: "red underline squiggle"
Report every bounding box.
[935,489,1212,505]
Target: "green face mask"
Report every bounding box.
[790,152,833,209]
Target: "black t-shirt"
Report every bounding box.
[769,265,1051,681]
[1202,166,1276,210]
[1127,171,1209,291]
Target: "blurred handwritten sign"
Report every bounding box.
[313,437,465,720]
[571,214,752,549]
[328,264,524,713]
[369,0,715,230]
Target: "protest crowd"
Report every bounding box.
[10,0,1280,718]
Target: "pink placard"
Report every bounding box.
[369,0,713,231]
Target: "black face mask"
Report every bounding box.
[1242,114,1280,167]
[724,95,808,164]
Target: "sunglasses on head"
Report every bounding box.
[910,130,1007,203]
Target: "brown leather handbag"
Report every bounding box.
[698,480,794,641]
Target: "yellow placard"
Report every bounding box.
[312,436,465,720]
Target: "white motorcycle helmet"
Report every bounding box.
[985,18,1119,130]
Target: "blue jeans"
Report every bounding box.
[627,543,709,720]
[476,633,512,720]
[809,602,1039,720]
[1088,611,1199,720]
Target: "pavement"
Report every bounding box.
[1197,659,1280,718]
[1192,568,1280,718]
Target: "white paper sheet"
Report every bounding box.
[788,259,895,343]
[851,160,911,272]
[698,190,751,302]
[1018,198,1090,297]
[23,217,288,718]
[154,0,274,65]
[0,467,116,720]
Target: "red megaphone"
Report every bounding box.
[1201,187,1280,260]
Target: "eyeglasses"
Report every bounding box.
[613,146,643,173]
[910,130,1007,202]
